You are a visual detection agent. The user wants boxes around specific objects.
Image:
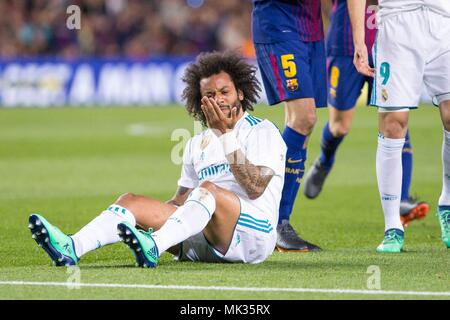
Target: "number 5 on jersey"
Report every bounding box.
[281,54,297,78]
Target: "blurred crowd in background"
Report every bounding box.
[0,0,255,59]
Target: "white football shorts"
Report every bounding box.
[371,6,450,108]
[177,197,277,264]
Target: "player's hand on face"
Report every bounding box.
[353,44,375,77]
[201,96,238,136]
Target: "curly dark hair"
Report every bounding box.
[181,51,261,126]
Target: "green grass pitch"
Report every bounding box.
[0,104,448,300]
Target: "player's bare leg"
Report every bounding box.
[28,191,181,266]
[115,193,177,231]
[117,181,242,267]
[28,193,141,266]
[276,98,321,252]
[284,98,317,136]
[120,181,241,255]
[199,182,241,254]
[437,100,450,248]
[328,107,355,137]
[305,105,428,221]
[304,107,355,199]
[114,192,181,255]
[376,110,409,252]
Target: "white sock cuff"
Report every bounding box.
[378,133,405,149]
[185,187,216,218]
[105,204,136,225]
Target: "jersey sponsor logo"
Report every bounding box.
[198,162,231,181]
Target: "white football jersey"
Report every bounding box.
[177,112,287,225]
[378,0,450,19]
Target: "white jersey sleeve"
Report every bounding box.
[177,138,199,188]
[243,120,286,176]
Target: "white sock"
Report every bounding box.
[71,204,136,258]
[376,134,405,232]
[152,187,216,255]
[439,129,450,206]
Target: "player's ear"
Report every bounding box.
[238,89,244,101]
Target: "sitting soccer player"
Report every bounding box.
[28,51,287,267]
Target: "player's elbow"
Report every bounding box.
[248,193,262,201]
[246,187,265,200]
[247,193,261,200]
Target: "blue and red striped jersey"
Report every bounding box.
[252,0,324,43]
[326,0,377,57]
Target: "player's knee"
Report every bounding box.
[304,112,317,130]
[187,185,216,216]
[440,104,450,130]
[287,112,317,135]
[335,127,349,137]
[115,192,137,206]
[331,122,350,137]
[199,181,217,193]
[117,192,135,201]
[379,111,408,138]
[382,122,407,138]
[443,120,450,132]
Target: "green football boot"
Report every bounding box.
[117,221,159,268]
[436,207,450,248]
[376,228,404,253]
[28,214,79,266]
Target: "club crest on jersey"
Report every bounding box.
[200,135,212,150]
[286,78,298,91]
[381,88,389,102]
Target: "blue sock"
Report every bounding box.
[318,122,344,171]
[438,205,450,211]
[401,130,412,201]
[279,126,307,224]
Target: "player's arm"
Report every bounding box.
[167,186,193,207]
[226,151,274,200]
[347,0,375,77]
[201,97,274,200]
